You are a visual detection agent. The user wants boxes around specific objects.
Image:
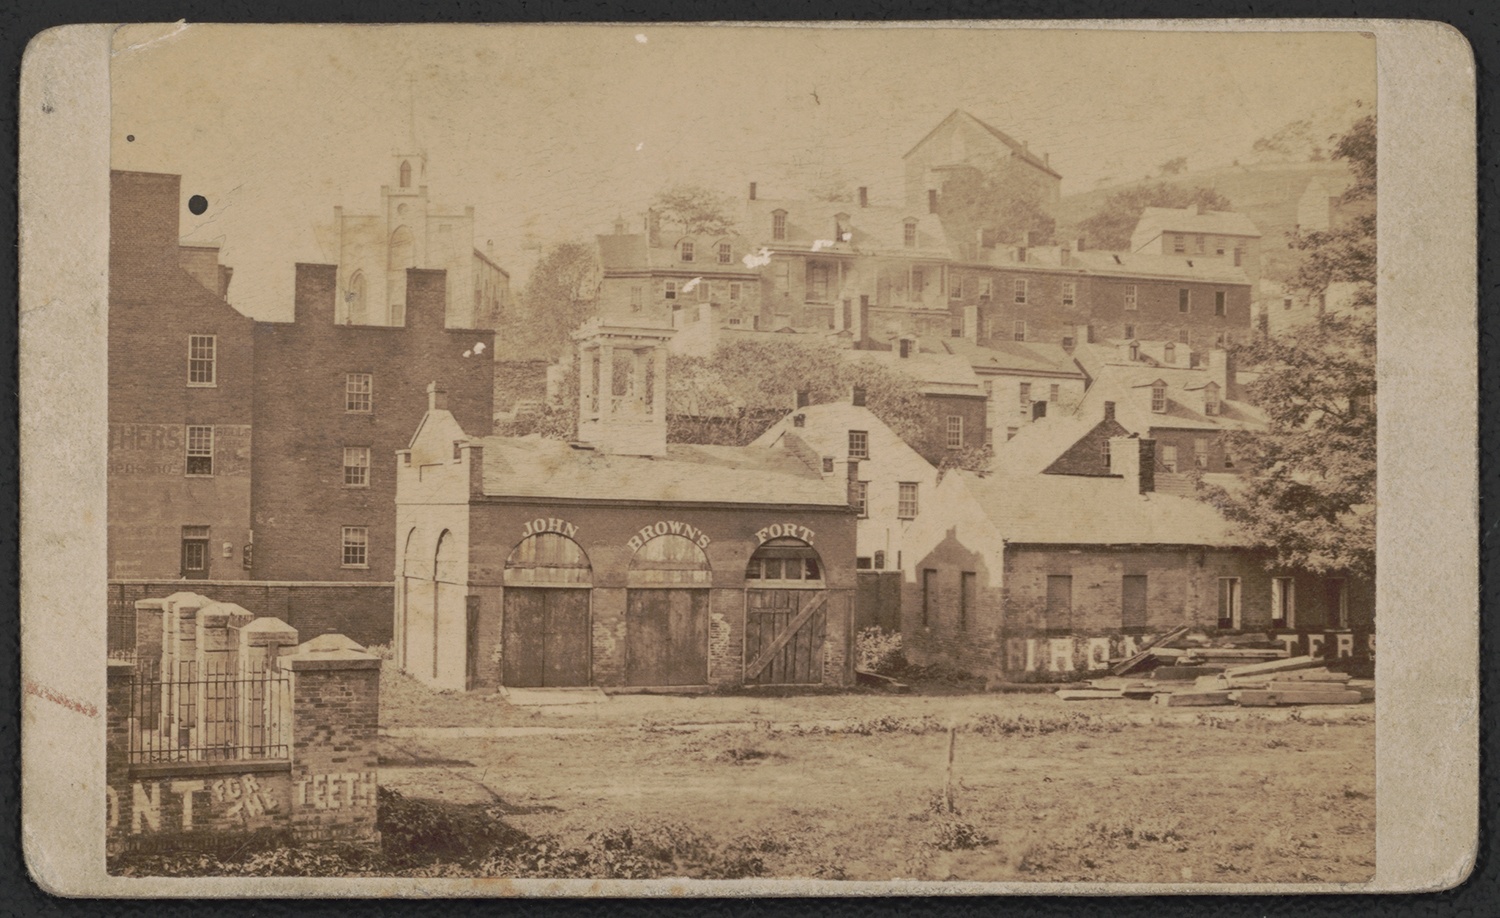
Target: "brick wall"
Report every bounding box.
[1044,418,1131,475]
[286,639,381,844]
[913,393,988,465]
[251,264,494,583]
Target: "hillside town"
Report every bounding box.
[105,78,1378,881]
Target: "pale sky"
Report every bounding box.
[111,24,1375,320]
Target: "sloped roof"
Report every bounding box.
[477,435,847,507]
[740,198,949,255]
[958,469,1242,546]
[1071,250,1251,285]
[1133,206,1263,241]
[596,233,648,270]
[903,109,1063,181]
[943,338,1084,378]
[845,348,984,396]
[1075,363,1267,434]
[991,416,1101,475]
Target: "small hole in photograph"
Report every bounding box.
[125,134,135,142]
[188,195,208,215]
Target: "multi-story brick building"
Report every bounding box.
[108,169,495,647]
[395,322,857,692]
[108,170,258,582]
[1128,204,1263,291]
[900,437,1373,681]
[595,220,763,328]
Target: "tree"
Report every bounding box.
[1204,117,1376,577]
[1074,184,1233,251]
[501,241,600,360]
[651,185,736,236]
[939,170,1056,247]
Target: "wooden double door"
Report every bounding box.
[503,588,591,687]
[626,589,710,686]
[744,589,828,685]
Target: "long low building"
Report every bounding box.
[395,322,859,692]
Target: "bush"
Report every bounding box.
[855,627,905,674]
[929,818,993,852]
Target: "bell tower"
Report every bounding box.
[574,321,676,457]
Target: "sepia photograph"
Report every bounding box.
[15,20,1477,895]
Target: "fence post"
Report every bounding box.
[106,659,135,856]
[284,634,382,844]
[158,592,209,746]
[236,617,298,757]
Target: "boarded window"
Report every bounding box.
[1045,575,1073,632]
[504,533,593,586]
[1122,575,1148,629]
[629,534,712,587]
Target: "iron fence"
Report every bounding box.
[127,658,291,765]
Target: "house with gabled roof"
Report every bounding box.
[1128,204,1264,290]
[899,435,1373,681]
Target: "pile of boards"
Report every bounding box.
[1056,650,1375,707]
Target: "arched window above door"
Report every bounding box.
[629,534,711,587]
[504,533,592,587]
[746,537,823,587]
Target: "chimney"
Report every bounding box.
[851,385,867,407]
[427,381,448,412]
[1207,347,1236,399]
[1103,401,1115,422]
[1032,400,1047,420]
[292,263,339,324]
[858,186,868,208]
[846,459,861,511]
[1085,324,1096,344]
[1137,438,1156,494]
[795,389,811,409]
[927,189,938,214]
[749,182,758,201]
[793,413,806,428]
[898,338,912,359]
[963,304,979,342]
[856,295,870,346]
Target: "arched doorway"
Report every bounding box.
[398,527,421,671]
[502,532,592,687]
[626,534,712,686]
[744,537,828,685]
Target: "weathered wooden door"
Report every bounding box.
[744,590,828,685]
[626,589,710,686]
[503,588,590,687]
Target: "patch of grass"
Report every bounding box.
[928,817,994,852]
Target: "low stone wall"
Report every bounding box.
[106,592,382,857]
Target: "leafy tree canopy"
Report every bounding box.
[939,171,1055,247]
[1075,184,1232,251]
[501,241,600,360]
[1205,116,1376,577]
[651,185,737,236]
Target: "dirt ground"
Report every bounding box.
[377,668,1375,884]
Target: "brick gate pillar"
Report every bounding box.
[234,617,298,758]
[284,634,382,844]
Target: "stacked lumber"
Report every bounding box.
[1054,654,1373,708]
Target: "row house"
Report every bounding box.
[596,219,764,329]
[395,323,857,692]
[943,338,1088,443]
[900,436,1372,681]
[1129,204,1263,291]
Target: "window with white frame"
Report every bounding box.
[188,335,217,386]
[664,280,677,300]
[1013,278,1028,304]
[903,220,917,248]
[773,210,787,241]
[1178,288,1191,313]
[1049,383,1060,403]
[680,241,695,262]
[1019,382,1032,409]
[946,415,964,449]
[897,482,919,520]
[729,282,742,301]
[341,526,369,568]
[1172,234,1186,254]
[979,277,992,300]
[345,373,373,413]
[950,274,964,300]
[185,425,214,476]
[718,242,732,264]
[1178,328,1191,345]
[848,429,869,460]
[1151,383,1167,413]
[1101,437,1111,470]
[1204,384,1222,416]
[344,446,371,487]
[630,286,644,312]
[855,481,869,518]
[1062,281,1076,307]
[1013,319,1026,341]
[1124,284,1138,310]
